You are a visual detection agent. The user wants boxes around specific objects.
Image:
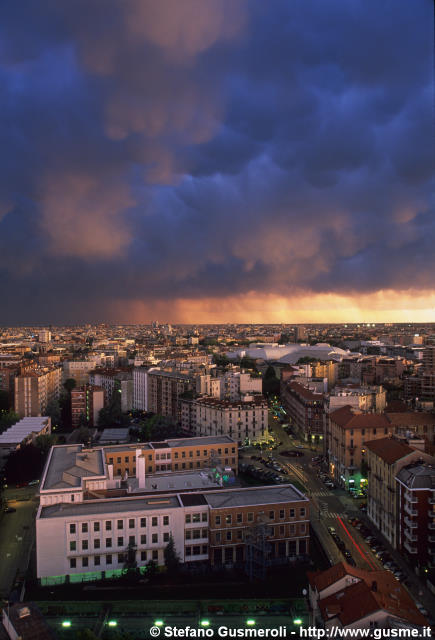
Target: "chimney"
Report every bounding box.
[136,449,146,489]
[107,464,114,481]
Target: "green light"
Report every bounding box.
[200,620,210,627]
[108,620,118,627]
[154,620,164,627]
[62,621,72,628]
[246,619,256,626]
[293,619,303,625]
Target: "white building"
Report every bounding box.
[133,366,149,411]
[181,395,269,443]
[36,444,309,585]
[0,416,51,454]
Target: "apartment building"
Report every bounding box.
[89,368,133,412]
[308,562,427,631]
[328,406,391,489]
[147,369,193,422]
[103,435,237,477]
[133,366,149,411]
[281,380,324,442]
[36,444,309,585]
[71,385,105,428]
[14,366,61,417]
[62,360,95,386]
[386,412,435,445]
[180,396,268,444]
[195,370,262,402]
[396,463,435,569]
[365,437,433,548]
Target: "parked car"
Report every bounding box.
[328,526,336,535]
[28,479,40,486]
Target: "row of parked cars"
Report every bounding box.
[318,472,336,490]
[327,526,355,566]
[239,462,288,484]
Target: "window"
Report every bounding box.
[69,523,76,534]
[129,536,136,545]
[186,547,192,557]
[163,516,169,526]
[117,457,121,464]
[193,529,201,539]
[82,557,89,568]
[193,546,201,555]
[182,462,186,469]
[269,510,274,520]
[129,519,135,529]
[201,529,207,538]
[141,551,147,561]
[196,450,200,457]
[236,513,243,523]
[185,530,192,540]
[71,495,75,502]
[226,531,232,541]
[163,532,169,543]
[94,522,100,533]
[279,510,284,519]
[106,554,112,564]
[152,550,158,560]
[94,539,100,549]
[192,514,200,523]
[300,508,306,518]
[189,451,193,457]
[109,457,113,464]
[225,515,232,525]
[117,520,123,530]
[202,513,207,522]
[125,456,129,463]
[151,517,158,527]
[290,524,295,535]
[140,517,146,528]
[289,509,295,518]
[106,521,112,531]
[70,558,76,569]
[69,541,76,552]
[300,524,306,534]
[94,555,100,566]
[152,534,158,544]
[106,538,112,548]
[182,451,186,458]
[247,512,254,522]
[82,540,89,551]
[216,532,221,543]
[117,537,124,547]
[141,534,147,544]
[279,526,285,535]
[203,450,207,456]
[148,466,153,473]
[186,514,191,524]
[118,554,126,563]
[174,452,178,459]
[215,515,221,526]
[82,523,88,533]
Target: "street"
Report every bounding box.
[0,486,38,598]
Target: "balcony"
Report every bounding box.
[404,529,418,542]
[429,523,435,531]
[404,491,418,504]
[428,511,435,519]
[403,540,418,554]
[404,503,418,517]
[429,536,435,543]
[404,517,417,529]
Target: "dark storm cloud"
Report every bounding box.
[0,0,433,322]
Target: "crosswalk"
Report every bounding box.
[318,501,341,519]
[310,490,331,497]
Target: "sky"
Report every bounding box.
[1,0,434,325]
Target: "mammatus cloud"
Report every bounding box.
[0,0,433,322]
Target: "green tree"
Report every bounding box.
[35,433,58,455]
[63,378,77,393]
[212,353,229,368]
[45,399,61,428]
[123,540,139,581]
[0,409,19,434]
[263,365,280,397]
[240,356,258,371]
[164,534,180,574]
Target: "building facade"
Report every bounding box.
[14,366,61,417]
[71,385,105,428]
[281,380,324,443]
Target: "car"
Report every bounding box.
[15,482,27,488]
[328,526,336,535]
[4,507,16,513]
[28,479,40,486]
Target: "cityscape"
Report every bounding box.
[0,0,434,639]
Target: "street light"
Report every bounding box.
[108,620,118,627]
[200,620,210,627]
[154,620,164,627]
[61,620,72,628]
[246,619,256,626]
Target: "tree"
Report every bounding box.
[212,353,229,368]
[263,365,280,397]
[240,356,258,371]
[145,559,157,578]
[164,534,180,574]
[45,399,61,428]
[0,390,10,411]
[35,433,58,455]
[63,378,77,394]
[0,409,19,434]
[123,540,139,581]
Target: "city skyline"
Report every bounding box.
[1,0,434,324]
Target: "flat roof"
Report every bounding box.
[205,484,307,509]
[167,435,236,447]
[42,445,105,491]
[128,470,221,493]
[0,417,50,444]
[39,494,181,519]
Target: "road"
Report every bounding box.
[261,402,435,620]
[0,486,38,598]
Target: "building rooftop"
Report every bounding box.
[166,435,236,447]
[39,494,181,519]
[396,463,435,490]
[330,405,391,430]
[364,437,414,465]
[204,484,307,509]
[193,395,267,408]
[387,412,435,426]
[128,470,221,493]
[99,428,130,444]
[2,603,56,640]
[287,381,323,401]
[0,417,50,446]
[41,445,105,491]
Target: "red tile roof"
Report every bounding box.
[364,437,414,465]
[330,405,391,430]
[387,412,435,426]
[287,381,323,401]
[307,561,368,592]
